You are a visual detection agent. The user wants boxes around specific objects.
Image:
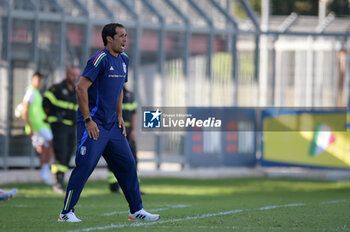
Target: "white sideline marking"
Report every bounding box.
[156,225,348,231]
[102,204,192,216]
[68,200,348,232]
[258,203,305,210]
[14,204,28,208]
[319,200,348,205]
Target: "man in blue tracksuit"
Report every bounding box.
[58,23,160,222]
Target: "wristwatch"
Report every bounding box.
[84,116,92,123]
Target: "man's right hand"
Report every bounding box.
[85,120,99,140]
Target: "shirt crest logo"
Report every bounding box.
[122,62,127,73]
[80,146,86,156]
[109,66,114,71]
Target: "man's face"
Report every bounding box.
[66,66,80,85]
[32,75,44,89]
[110,26,127,53]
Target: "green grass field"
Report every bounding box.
[1,177,350,232]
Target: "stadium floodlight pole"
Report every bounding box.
[209,0,239,106]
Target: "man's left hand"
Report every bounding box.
[118,116,127,137]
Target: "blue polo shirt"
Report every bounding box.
[78,48,129,125]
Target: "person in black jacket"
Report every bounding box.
[43,66,79,193]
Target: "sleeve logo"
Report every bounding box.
[122,62,127,73]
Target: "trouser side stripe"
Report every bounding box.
[64,190,73,211]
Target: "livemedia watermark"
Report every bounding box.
[141,107,347,132]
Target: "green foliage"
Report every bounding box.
[1,178,350,232]
[271,0,318,16]
[329,0,350,16]
[249,0,262,15]
[232,0,261,18]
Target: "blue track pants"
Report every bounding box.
[61,122,143,214]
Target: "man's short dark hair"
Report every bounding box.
[102,23,125,46]
[33,71,44,79]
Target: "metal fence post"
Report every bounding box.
[142,0,165,170]
[3,0,12,170]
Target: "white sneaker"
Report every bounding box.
[0,188,17,201]
[58,210,82,222]
[128,208,160,221]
